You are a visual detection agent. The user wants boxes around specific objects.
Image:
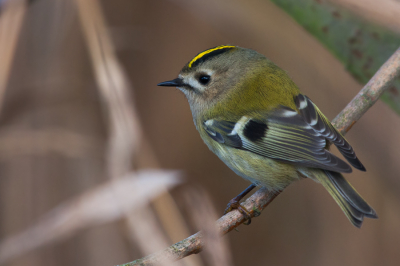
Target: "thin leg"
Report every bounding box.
[224,184,256,225]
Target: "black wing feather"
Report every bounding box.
[295,94,366,171]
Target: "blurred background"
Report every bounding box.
[0,0,400,265]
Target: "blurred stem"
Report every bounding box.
[121,46,400,266]
[0,0,26,114]
[75,1,200,265]
[119,188,279,266]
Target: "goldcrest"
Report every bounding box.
[158,45,377,227]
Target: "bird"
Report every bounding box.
[158,45,377,228]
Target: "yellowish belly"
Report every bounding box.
[204,137,300,192]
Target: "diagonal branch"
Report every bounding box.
[121,47,400,266]
[332,47,400,133]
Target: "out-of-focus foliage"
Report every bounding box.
[271,0,400,114]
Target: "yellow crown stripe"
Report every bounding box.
[188,45,236,68]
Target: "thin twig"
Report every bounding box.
[333,47,400,134]
[123,188,278,266]
[121,47,400,266]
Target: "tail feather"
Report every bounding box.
[315,170,377,228]
[321,173,364,227]
[325,170,377,219]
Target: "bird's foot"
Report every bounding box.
[223,184,257,225]
[224,199,252,225]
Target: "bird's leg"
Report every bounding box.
[224,184,256,225]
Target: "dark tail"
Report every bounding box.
[316,170,377,228]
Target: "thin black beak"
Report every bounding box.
[157,78,183,87]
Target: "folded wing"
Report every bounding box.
[203,104,354,173]
[294,94,365,171]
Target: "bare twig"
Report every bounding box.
[121,188,278,266]
[122,47,400,266]
[182,187,233,266]
[333,47,400,134]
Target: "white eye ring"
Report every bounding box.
[183,69,215,91]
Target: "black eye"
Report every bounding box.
[198,75,211,85]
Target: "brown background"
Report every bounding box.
[1,0,400,265]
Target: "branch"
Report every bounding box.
[333,47,400,134]
[120,47,400,266]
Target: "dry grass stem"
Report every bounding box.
[183,188,232,266]
[152,194,204,266]
[75,0,139,177]
[74,1,203,265]
[0,0,26,113]
[0,128,104,159]
[75,0,174,262]
[122,187,235,266]
[0,171,181,265]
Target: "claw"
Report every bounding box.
[224,199,252,225]
[224,184,257,225]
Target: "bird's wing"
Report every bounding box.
[203,104,355,173]
[294,94,365,171]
